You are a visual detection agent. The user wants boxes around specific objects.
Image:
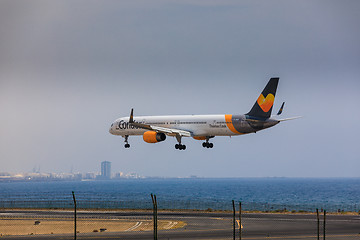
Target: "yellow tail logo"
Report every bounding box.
[257,93,275,112]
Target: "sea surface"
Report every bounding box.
[0,178,359,212]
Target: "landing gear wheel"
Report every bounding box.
[175,135,186,150]
[125,143,130,148]
[175,144,186,150]
[202,141,213,148]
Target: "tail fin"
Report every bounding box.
[246,78,279,119]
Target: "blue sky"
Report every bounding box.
[1,0,359,177]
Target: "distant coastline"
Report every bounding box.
[0,178,359,212]
[1,174,359,183]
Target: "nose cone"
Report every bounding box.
[109,123,115,134]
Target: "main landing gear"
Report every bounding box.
[202,137,214,148]
[124,135,130,148]
[175,144,186,150]
[175,135,186,150]
[202,142,213,148]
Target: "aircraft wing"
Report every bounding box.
[129,109,192,137]
[130,122,192,137]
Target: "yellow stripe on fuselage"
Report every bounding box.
[225,114,241,134]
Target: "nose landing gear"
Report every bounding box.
[124,135,130,148]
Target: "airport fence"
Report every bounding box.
[0,196,359,239]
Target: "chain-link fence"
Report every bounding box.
[0,197,359,239]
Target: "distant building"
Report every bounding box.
[126,172,141,179]
[114,172,124,179]
[84,172,96,180]
[101,161,111,179]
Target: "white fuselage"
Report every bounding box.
[109,114,279,137]
[109,78,292,149]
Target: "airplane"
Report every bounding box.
[109,78,299,150]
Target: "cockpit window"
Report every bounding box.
[111,123,113,127]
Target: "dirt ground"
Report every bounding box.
[0,218,186,236]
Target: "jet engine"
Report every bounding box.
[143,131,166,143]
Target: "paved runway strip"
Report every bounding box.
[0,210,358,239]
[0,217,184,236]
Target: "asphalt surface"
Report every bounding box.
[1,210,359,239]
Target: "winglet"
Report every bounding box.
[129,108,134,123]
[277,102,285,115]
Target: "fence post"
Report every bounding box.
[239,201,242,240]
[323,210,326,240]
[232,200,236,240]
[72,191,77,240]
[151,193,158,240]
[316,208,319,240]
[155,195,158,239]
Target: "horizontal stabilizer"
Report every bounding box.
[277,116,302,122]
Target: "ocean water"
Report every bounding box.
[0,178,359,212]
